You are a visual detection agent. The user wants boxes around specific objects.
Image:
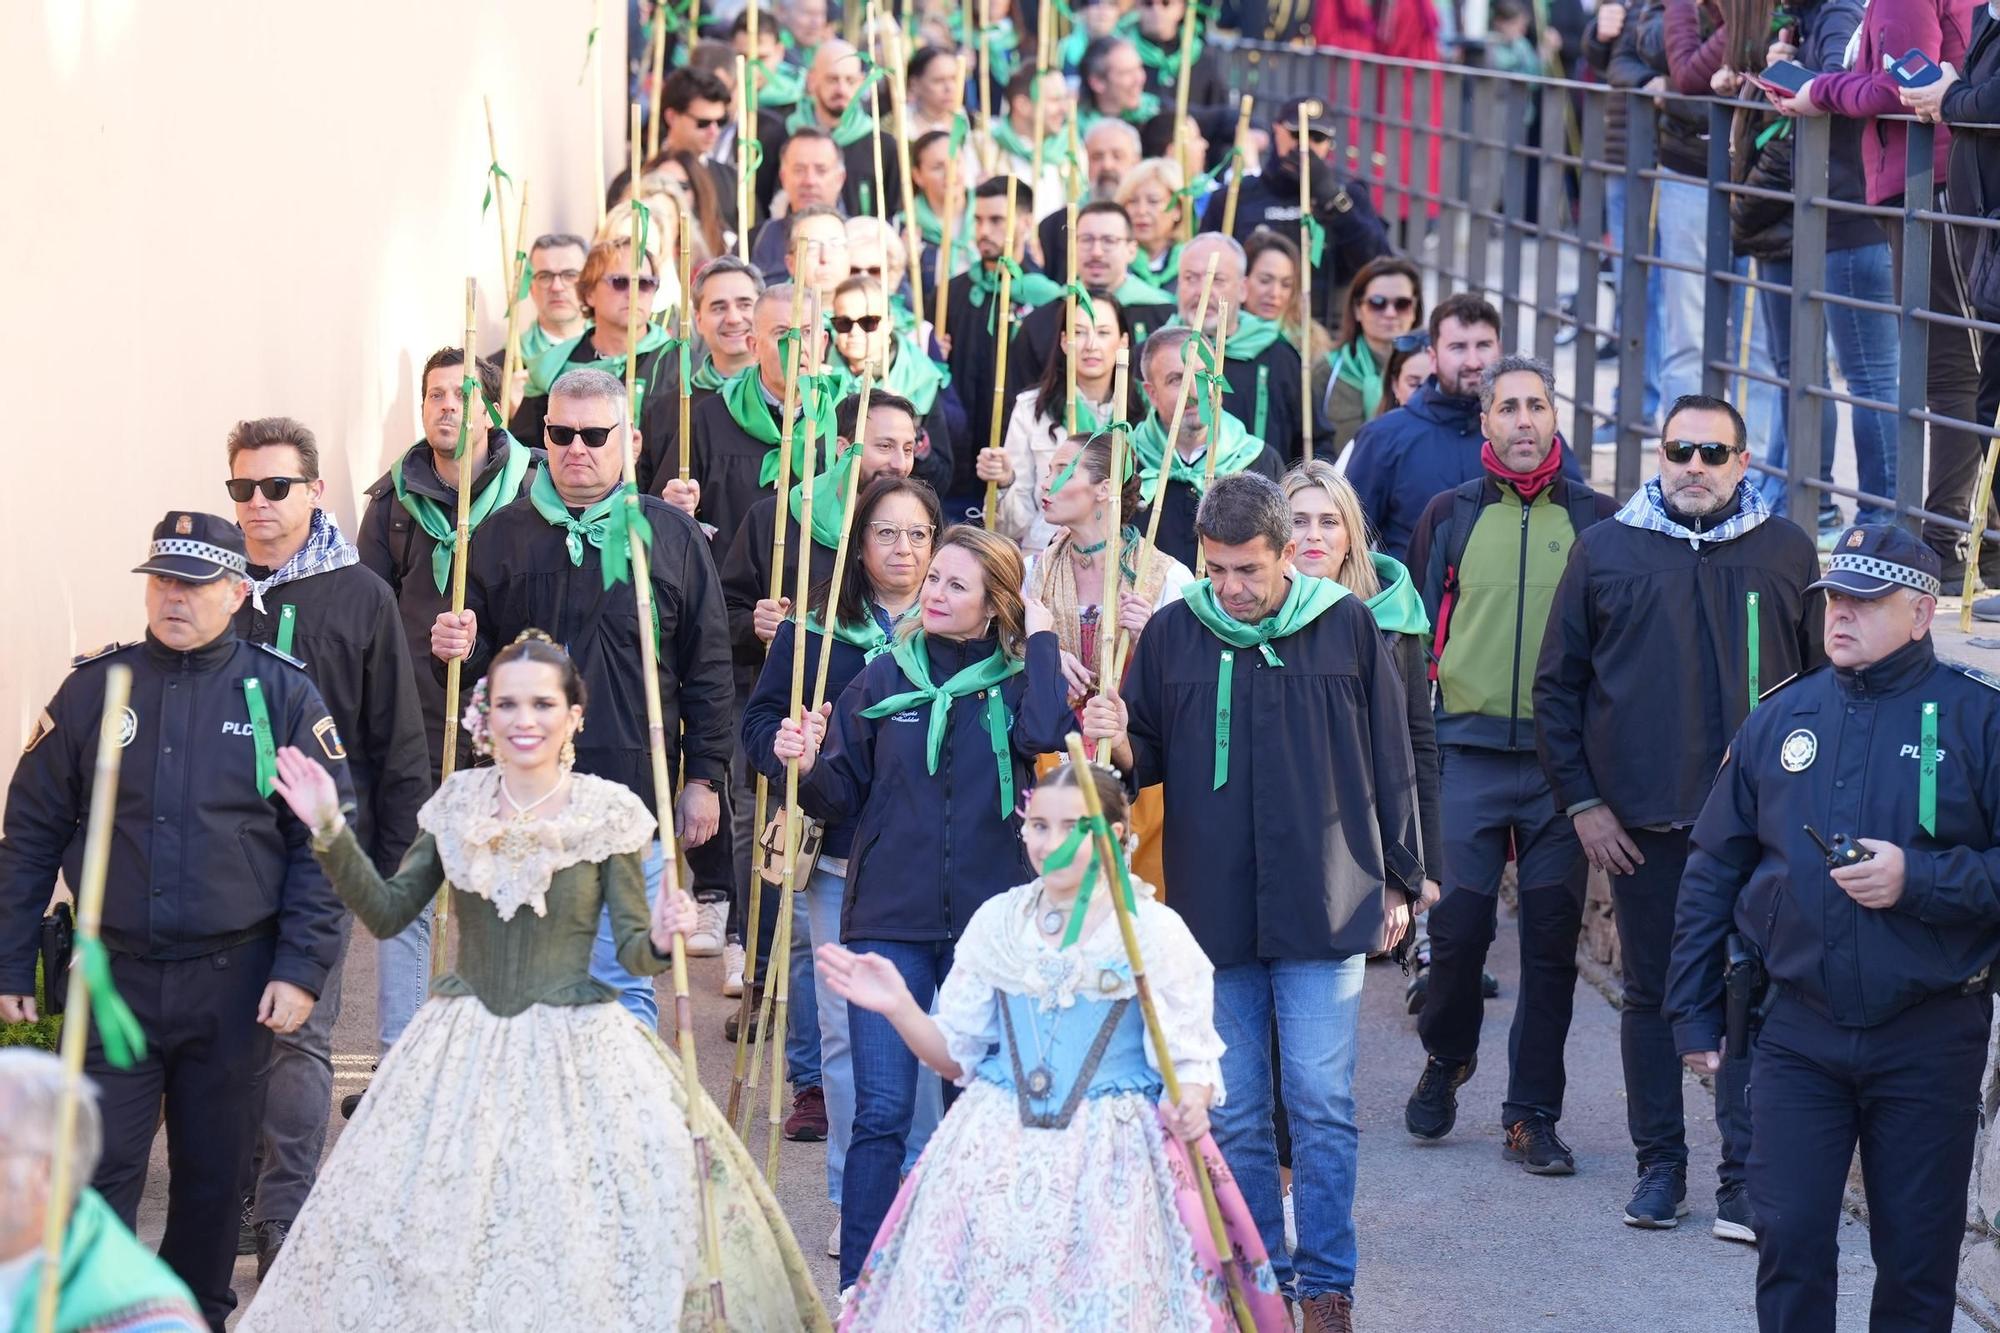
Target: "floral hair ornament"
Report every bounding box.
[462,675,494,757]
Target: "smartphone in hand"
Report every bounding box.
[1756,59,1814,94]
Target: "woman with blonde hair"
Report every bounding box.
[1116,158,1186,294]
[773,524,1072,1297]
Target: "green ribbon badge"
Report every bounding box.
[1746,591,1760,709]
[75,936,147,1069]
[242,678,277,798]
[1300,213,1327,268]
[1920,701,1939,836]
[481,157,514,219]
[577,25,598,86]
[276,604,297,658]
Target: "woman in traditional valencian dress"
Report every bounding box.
[243,633,827,1332]
[816,761,1286,1331]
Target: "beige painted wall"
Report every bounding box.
[0,0,623,794]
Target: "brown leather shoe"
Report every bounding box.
[1302,1291,1355,1333]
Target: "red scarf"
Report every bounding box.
[1480,439,1563,501]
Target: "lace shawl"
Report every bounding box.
[415,770,656,922]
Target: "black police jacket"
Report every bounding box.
[1534,502,1824,828]
[0,632,351,998]
[235,560,431,876]
[1668,637,2000,1047]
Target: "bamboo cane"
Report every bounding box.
[764,300,823,1184]
[934,77,967,345]
[977,0,994,163]
[593,0,608,229]
[484,97,515,309]
[1094,346,1132,764]
[887,44,928,329]
[622,107,727,1330]
[1961,409,2000,631]
[1220,95,1255,238]
[1027,0,1053,214]
[1059,733,1257,1333]
[430,279,481,982]
[679,196,695,481]
[501,182,531,423]
[647,1,671,161]
[870,72,892,242]
[1172,5,1198,231]
[981,182,1022,529]
[1733,257,1758,416]
[728,241,812,1128]
[31,667,133,1333]
[1299,99,1317,463]
[1065,115,1082,433]
[736,54,753,263]
[1193,304,1234,579]
[814,372,873,711]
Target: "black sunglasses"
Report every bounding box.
[225,476,309,502]
[1365,294,1416,313]
[1661,439,1746,466]
[691,115,726,129]
[546,424,616,448]
[606,274,661,294]
[832,314,885,334]
[1390,331,1431,353]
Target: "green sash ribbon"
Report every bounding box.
[1747,591,1761,709]
[525,322,673,398]
[1181,574,1348,788]
[1128,407,1265,506]
[276,604,297,657]
[242,678,277,797]
[1921,701,1939,836]
[526,466,652,588]
[859,633,1026,816]
[391,435,532,594]
[1300,214,1327,267]
[74,936,147,1069]
[1040,814,1140,946]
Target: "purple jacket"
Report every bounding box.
[1812,0,1978,203]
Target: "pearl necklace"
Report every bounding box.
[500,772,569,818]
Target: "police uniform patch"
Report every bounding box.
[1946,660,2000,693]
[313,716,346,761]
[1846,528,1866,548]
[23,708,54,754]
[1780,728,1817,772]
[71,641,136,668]
[115,706,138,749]
[174,514,193,535]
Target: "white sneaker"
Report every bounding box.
[686,899,728,957]
[827,1213,841,1258]
[1283,1188,1298,1254]
[722,942,745,997]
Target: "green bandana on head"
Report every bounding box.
[1128,407,1266,506]
[392,435,532,593]
[1181,573,1348,787]
[859,632,1026,816]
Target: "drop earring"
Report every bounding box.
[560,730,577,772]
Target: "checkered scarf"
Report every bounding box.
[1612,477,1771,550]
[248,508,359,612]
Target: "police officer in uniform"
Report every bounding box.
[0,513,349,1332]
[1668,525,2000,1331]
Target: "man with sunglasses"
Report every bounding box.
[1536,393,1821,1236]
[659,68,743,239]
[826,275,960,496]
[433,367,734,1031]
[0,512,349,1329]
[224,416,429,1278]
[1198,98,1390,326]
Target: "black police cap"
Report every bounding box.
[1808,524,1943,600]
[131,512,249,584]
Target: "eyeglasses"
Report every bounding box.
[1661,439,1746,466]
[532,268,582,288]
[832,314,885,334]
[606,274,661,294]
[1365,294,1416,314]
[690,115,726,129]
[1390,331,1431,353]
[867,521,937,548]
[225,476,310,502]
[546,424,617,449]
[1076,234,1129,250]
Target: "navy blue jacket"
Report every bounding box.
[799,630,1072,942]
[0,632,351,998]
[1346,378,1586,562]
[744,616,877,860]
[1667,637,2000,1047]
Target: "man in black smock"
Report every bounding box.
[1086,471,1422,1331]
[1668,525,2000,1330]
[0,513,348,1330]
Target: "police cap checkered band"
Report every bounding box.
[134,538,249,579]
[1824,551,1942,597]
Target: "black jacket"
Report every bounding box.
[719,493,841,697]
[1582,22,1632,167]
[235,558,430,875]
[0,633,350,997]
[1945,6,2000,315]
[1614,0,1707,177]
[943,268,1059,500]
[457,491,736,805]
[1667,637,2000,1044]
[1222,336,1317,466]
[1534,498,1823,828]
[1123,591,1424,965]
[743,617,876,859]
[1198,152,1393,317]
[357,436,540,775]
[798,631,1072,941]
[687,385,800,559]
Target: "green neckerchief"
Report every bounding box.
[1112,272,1175,307]
[788,439,853,550]
[391,435,533,593]
[1041,813,1140,947]
[909,192,971,250]
[890,294,917,336]
[976,19,1022,85]
[519,321,558,363]
[1164,311,1285,362]
[1364,552,1429,636]
[1181,573,1349,788]
[690,355,728,392]
[989,115,1060,167]
[1117,11,1206,79]
[859,632,1026,815]
[10,1189,198,1333]
[525,322,673,397]
[526,466,651,589]
[1330,339,1387,420]
[806,603,903,660]
[833,333,951,415]
[1077,92,1162,131]
[755,58,806,108]
[720,363,824,486]
[1128,408,1265,506]
[784,88,876,148]
[1135,242,1182,292]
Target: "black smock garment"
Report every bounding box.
[687,383,800,561]
[0,633,351,998]
[1131,442,1288,572]
[1222,336,1318,465]
[358,436,542,775]
[1122,593,1424,966]
[798,630,1073,942]
[1668,637,2000,1044]
[720,493,841,697]
[455,492,736,807]
[236,560,430,874]
[942,269,1055,502]
[1535,501,1825,829]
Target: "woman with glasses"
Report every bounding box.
[772,525,1070,1297]
[989,293,1139,552]
[1116,158,1186,294]
[828,275,966,498]
[743,475,946,1265]
[1325,257,1424,454]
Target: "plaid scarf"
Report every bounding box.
[248,509,360,612]
[1613,477,1771,549]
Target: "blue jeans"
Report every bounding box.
[1604,175,1663,428]
[787,880,821,1089]
[592,839,665,1028]
[1656,178,1782,452]
[1212,954,1367,1301]
[1757,245,1901,525]
[375,903,431,1054]
[840,937,958,1288]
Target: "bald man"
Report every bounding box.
[755,38,904,222]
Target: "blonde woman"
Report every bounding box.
[1116,158,1185,293]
